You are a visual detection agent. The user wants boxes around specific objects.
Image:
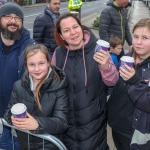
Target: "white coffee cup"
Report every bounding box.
[95,40,110,52]
[11,103,27,118]
[120,56,134,68]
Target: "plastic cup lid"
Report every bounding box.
[11,103,27,115]
[120,56,134,63]
[96,40,110,48]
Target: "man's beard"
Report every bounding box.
[0,22,23,40]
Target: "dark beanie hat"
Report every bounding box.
[0,2,24,20]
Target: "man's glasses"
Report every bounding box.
[3,15,22,22]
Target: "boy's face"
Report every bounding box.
[110,44,123,55]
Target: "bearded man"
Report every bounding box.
[0,2,35,149]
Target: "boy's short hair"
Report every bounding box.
[109,36,123,48]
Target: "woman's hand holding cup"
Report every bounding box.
[94,39,110,68]
[94,50,110,68]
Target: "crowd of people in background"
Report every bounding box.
[0,0,150,150]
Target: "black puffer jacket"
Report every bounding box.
[99,0,132,45]
[4,66,68,150]
[107,51,150,136]
[127,57,150,149]
[108,55,150,150]
[54,29,108,150]
[107,52,134,133]
[33,7,59,55]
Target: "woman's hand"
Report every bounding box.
[11,112,39,130]
[119,64,135,81]
[93,50,110,68]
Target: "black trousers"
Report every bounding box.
[112,129,132,150]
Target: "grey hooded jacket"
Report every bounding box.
[99,0,132,45]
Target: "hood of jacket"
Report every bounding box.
[19,28,30,43]
[22,66,68,93]
[83,27,98,53]
[44,6,60,18]
[44,7,53,18]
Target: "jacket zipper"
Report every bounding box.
[119,10,124,42]
[73,51,78,147]
[1,54,6,113]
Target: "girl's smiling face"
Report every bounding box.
[132,27,150,60]
[27,51,49,84]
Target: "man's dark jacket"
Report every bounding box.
[0,28,35,117]
[99,0,132,45]
[33,7,59,55]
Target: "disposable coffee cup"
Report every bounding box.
[120,56,134,69]
[11,103,27,118]
[95,40,110,52]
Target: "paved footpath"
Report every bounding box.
[129,0,150,30]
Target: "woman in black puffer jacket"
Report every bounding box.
[52,12,119,150]
[4,44,69,150]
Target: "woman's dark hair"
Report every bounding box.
[109,36,123,48]
[24,44,59,110]
[54,12,86,47]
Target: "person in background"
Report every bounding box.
[0,2,35,149]
[52,12,119,150]
[33,0,60,59]
[107,18,150,150]
[4,44,69,150]
[99,0,132,60]
[109,36,123,67]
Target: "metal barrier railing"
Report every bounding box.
[0,118,67,150]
